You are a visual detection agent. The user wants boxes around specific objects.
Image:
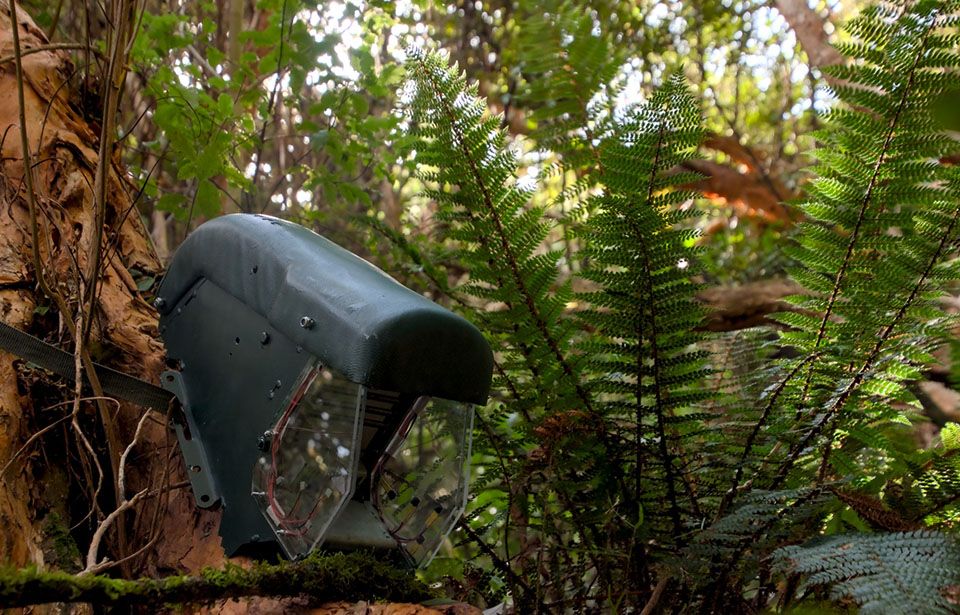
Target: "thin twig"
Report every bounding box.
[84,410,154,572]
[639,577,669,615]
[0,42,93,66]
[45,0,64,39]
[0,396,121,477]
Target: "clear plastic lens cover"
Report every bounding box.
[371,397,474,566]
[252,363,364,559]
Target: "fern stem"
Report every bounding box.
[458,518,535,606]
[635,122,685,542]
[639,577,669,615]
[717,353,819,518]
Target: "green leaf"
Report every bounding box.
[194,181,221,218]
[156,193,186,212]
[136,275,156,292]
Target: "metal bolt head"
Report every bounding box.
[153,297,166,310]
[299,316,315,329]
[259,331,270,345]
[257,431,272,451]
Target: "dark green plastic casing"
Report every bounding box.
[155,214,493,556]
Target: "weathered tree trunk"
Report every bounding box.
[0,0,225,591]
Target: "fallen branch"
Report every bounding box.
[0,551,432,608]
[697,278,804,332]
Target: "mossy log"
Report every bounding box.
[0,551,433,609]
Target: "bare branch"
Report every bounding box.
[774,0,843,73]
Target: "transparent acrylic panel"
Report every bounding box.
[252,363,364,559]
[371,397,474,566]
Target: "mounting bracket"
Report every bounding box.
[161,370,220,508]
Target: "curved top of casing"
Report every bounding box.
[155,214,493,405]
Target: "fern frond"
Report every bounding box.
[766,0,960,488]
[776,531,960,614]
[575,72,710,545]
[515,0,623,172]
[684,488,831,583]
[405,46,592,414]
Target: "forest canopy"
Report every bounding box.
[0,0,958,612]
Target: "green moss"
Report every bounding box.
[0,551,434,609]
[40,512,81,570]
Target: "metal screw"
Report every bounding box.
[153,297,166,310]
[299,316,315,329]
[260,331,270,345]
[257,430,273,451]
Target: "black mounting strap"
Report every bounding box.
[0,320,176,410]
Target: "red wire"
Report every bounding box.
[267,382,439,547]
[370,397,431,544]
[266,367,321,536]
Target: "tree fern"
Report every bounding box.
[391,1,960,610]
[695,0,960,605]
[404,47,613,608]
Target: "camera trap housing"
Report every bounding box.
[155,214,492,565]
